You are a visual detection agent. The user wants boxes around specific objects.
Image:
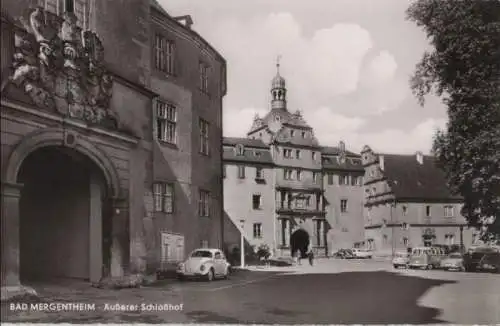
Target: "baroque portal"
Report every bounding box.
[7,6,118,128]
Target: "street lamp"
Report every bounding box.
[240,219,245,268]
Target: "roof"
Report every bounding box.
[322,156,364,172]
[321,146,360,157]
[223,140,273,165]
[248,108,312,135]
[223,137,269,149]
[382,154,462,201]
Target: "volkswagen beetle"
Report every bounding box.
[176,248,230,281]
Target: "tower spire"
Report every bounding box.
[270,56,287,111]
[276,55,281,74]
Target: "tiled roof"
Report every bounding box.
[273,128,320,147]
[322,156,364,172]
[248,108,312,134]
[150,0,170,16]
[223,147,274,165]
[382,154,462,201]
[223,137,269,149]
[321,146,360,157]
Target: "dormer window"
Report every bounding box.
[301,131,306,138]
[235,144,245,156]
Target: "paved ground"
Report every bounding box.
[1,258,499,324]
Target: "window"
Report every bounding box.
[445,234,455,245]
[283,149,292,158]
[255,167,264,179]
[340,199,348,213]
[372,187,377,196]
[252,194,262,210]
[357,176,363,186]
[350,174,357,186]
[235,144,245,156]
[199,118,209,155]
[199,61,209,93]
[253,223,262,239]
[313,172,320,184]
[295,150,301,159]
[425,205,431,217]
[154,34,175,75]
[327,173,334,185]
[223,165,226,178]
[290,130,295,137]
[200,240,209,248]
[444,205,454,217]
[295,197,306,209]
[284,169,294,180]
[155,100,177,144]
[383,234,388,245]
[403,237,409,246]
[402,206,408,216]
[312,151,317,161]
[153,183,174,213]
[301,131,306,138]
[198,190,210,217]
[237,165,245,179]
[296,170,302,181]
[339,174,349,185]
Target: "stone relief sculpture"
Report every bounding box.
[8,6,118,129]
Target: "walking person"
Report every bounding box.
[308,246,314,266]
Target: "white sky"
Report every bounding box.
[159,0,448,154]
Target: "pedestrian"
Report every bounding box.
[308,248,314,266]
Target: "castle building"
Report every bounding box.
[361,146,475,255]
[1,0,225,296]
[223,62,365,257]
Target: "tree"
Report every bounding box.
[406,0,500,240]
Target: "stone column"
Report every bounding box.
[1,182,23,287]
[110,198,129,277]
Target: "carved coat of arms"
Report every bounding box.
[7,7,118,128]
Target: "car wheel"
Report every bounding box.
[426,264,433,270]
[206,268,214,282]
[223,267,230,279]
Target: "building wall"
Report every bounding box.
[324,170,365,253]
[1,0,225,282]
[223,163,275,251]
[148,8,226,269]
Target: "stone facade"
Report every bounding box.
[1,0,225,296]
[223,63,365,258]
[361,146,475,256]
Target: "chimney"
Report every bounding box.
[379,155,385,171]
[416,151,424,165]
[173,15,193,29]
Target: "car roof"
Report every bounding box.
[192,248,221,253]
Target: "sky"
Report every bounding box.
[159,0,448,154]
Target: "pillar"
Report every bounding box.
[89,174,103,283]
[110,197,129,277]
[1,182,23,287]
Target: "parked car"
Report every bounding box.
[408,247,443,270]
[392,252,410,268]
[440,252,465,271]
[176,248,231,281]
[351,248,373,259]
[464,249,500,273]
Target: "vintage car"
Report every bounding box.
[464,248,500,273]
[392,252,410,268]
[351,248,373,259]
[176,248,231,281]
[440,252,465,271]
[408,247,444,270]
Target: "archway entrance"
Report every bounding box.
[290,228,309,258]
[17,146,112,283]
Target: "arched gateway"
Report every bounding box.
[290,228,310,258]
[2,128,122,286]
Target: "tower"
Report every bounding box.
[271,56,287,111]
